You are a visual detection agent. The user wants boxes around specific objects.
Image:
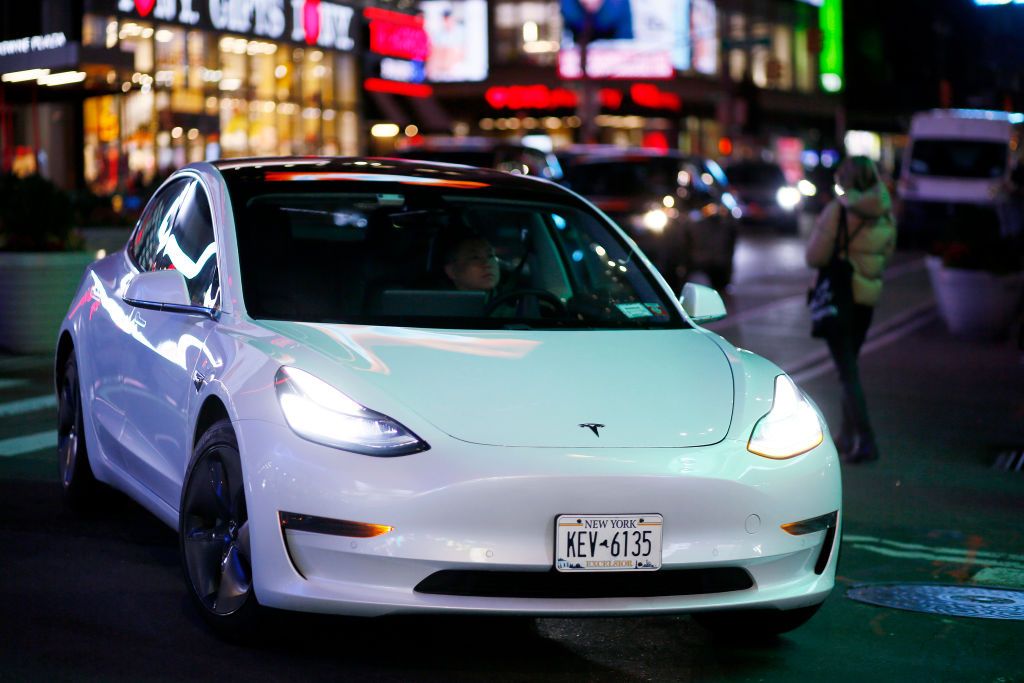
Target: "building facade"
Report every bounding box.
[1,0,845,196]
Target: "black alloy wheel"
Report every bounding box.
[180,419,260,636]
[57,354,99,509]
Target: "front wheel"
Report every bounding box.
[179,419,261,638]
[57,354,100,510]
[692,603,823,638]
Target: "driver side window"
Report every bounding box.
[131,179,190,272]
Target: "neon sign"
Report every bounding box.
[110,0,356,51]
[365,8,429,61]
[484,84,678,112]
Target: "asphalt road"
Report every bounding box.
[1,231,1022,682]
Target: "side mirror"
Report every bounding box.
[123,270,215,318]
[124,270,189,307]
[680,282,727,324]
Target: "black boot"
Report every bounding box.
[842,431,879,464]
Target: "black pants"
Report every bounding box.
[826,304,876,449]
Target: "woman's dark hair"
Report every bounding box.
[836,156,879,193]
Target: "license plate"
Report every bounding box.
[555,514,663,572]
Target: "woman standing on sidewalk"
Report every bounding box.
[806,156,897,464]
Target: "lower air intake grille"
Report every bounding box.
[414,567,753,599]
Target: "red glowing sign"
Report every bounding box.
[484,85,626,111]
[364,78,433,98]
[365,7,429,61]
[630,84,681,111]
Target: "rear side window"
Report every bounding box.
[909,139,1008,179]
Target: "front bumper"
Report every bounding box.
[236,420,842,617]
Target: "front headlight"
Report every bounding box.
[776,186,801,211]
[275,367,428,456]
[747,375,823,459]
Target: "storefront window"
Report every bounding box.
[771,24,794,91]
[79,11,361,195]
[727,13,747,83]
[494,1,561,66]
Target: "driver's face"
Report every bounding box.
[445,239,500,292]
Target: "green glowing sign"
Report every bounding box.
[819,0,843,92]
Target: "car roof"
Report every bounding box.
[206,156,565,195]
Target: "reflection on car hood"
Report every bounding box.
[257,322,735,449]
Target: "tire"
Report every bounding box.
[57,354,100,510]
[179,418,261,638]
[692,603,823,639]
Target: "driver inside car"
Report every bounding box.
[441,232,562,318]
[443,233,502,293]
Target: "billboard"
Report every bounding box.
[420,0,489,83]
[558,0,678,79]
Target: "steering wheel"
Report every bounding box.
[483,288,568,317]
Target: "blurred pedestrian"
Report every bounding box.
[806,156,897,464]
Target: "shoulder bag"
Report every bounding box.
[807,207,854,339]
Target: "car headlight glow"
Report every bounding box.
[797,179,817,197]
[642,208,669,232]
[747,375,823,459]
[275,366,428,456]
[776,186,802,211]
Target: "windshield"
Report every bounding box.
[725,163,786,187]
[909,139,1008,179]
[566,158,692,196]
[225,177,687,330]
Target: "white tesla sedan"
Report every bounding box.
[55,158,840,637]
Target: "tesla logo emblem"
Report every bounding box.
[579,423,605,437]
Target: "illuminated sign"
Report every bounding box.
[420,0,488,83]
[819,0,843,92]
[364,8,428,90]
[483,84,678,112]
[973,0,1024,4]
[0,32,67,57]
[108,0,356,50]
[559,0,679,79]
[366,8,429,60]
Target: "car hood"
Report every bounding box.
[256,322,735,448]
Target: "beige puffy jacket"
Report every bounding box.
[805,183,897,306]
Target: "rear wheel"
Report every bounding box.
[692,603,822,639]
[179,419,260,638]
[57,354,100,510]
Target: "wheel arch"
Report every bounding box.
[192,394,232,457]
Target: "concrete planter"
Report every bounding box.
[925,255,1024,340]
[0,251,96,354]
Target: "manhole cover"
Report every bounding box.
[847,583,1024,620]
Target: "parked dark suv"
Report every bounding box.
[562,151,739,292]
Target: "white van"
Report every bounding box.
[899,109,1021,242]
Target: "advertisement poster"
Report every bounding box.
[558,0,677,79]
[420,0,489,82]
[691,0,718,75]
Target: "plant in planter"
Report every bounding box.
[0,174,96,354]
[925,226,1024,340]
